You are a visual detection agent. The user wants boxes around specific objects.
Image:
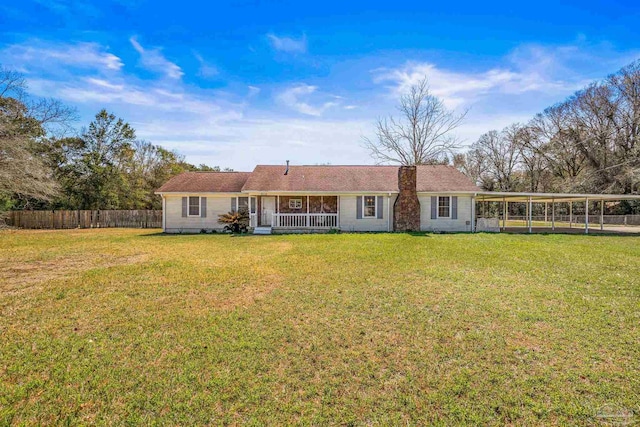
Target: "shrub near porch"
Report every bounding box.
[1,229,639,425]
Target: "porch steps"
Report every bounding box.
[253,226,272,235]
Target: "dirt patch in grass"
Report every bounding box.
[0,254,148,295]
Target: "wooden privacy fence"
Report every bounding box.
[6,210,162,229]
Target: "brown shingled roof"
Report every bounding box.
[156,172,250,193]
[242,165,400,192]
[416,165,480,192]
[242,165,480,192]
[156,165,479,193]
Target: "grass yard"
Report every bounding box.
[1,229,639,425]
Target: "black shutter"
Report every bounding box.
[356,196,362,219]
[377,196,383,219]
[231,198,237,212]
[201,197,207,218]
[182,197,187,217]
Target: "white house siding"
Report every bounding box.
[418,194,474,232]
[164,194,237,233]
[338,195,397,232]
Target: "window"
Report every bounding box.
[188,196,200,216]
[438,196,451,218]
[238,197,249,212]
[289,198,302,209]
[363,196,376,217]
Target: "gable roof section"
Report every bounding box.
[156,172,251,193]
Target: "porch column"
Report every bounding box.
[551,198,555,231]
[307,195,310,228]
[585,198,589,234]
[544,202,548,224]
[600,199,604,231]
[528,196,532,234]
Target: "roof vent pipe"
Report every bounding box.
[284,160,289,175]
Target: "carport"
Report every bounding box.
[476,191,640,234]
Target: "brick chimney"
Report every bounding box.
[393,165,421,231]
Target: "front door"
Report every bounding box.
[261,196,276,226]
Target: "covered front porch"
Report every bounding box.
[249,195,339,230]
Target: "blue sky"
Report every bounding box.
[1,0,639,170]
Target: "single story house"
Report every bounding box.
[155,163,480,233]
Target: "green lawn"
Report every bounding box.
[1,229,639,425]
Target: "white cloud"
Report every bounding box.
[194,52,219,78]
[373,61,575,109]
[267,33,307,53]
[373,41,639,111]
[276,84,339,116]
[247,85,261,97]
[1,40,123,72]
[129,36,183,79]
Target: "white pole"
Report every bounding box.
[569,202,572,229]
[387,193,391,232]
[528,197,533,233]
[600,199,604,231]
[585,198,589,234]
[505,200,509,227]
[471,197,476,232]
[545,202,548,224]
[503,197,507,230]
[551,198,555,231]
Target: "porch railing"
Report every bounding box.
[272,213,338,229]
[249,213,258,228]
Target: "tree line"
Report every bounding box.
[454,61,640,199]
[0,66,230,212]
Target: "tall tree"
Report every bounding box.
[52,109,136,209]
[364,77,466,165]
[0,66,75,210]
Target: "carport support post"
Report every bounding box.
[569,202,573,228]
[600,199,604,231]
[502,197,507,230]
[545,202,548,224]
[528,196,532,234]
[551,198,555,231]
[585,198,589,234]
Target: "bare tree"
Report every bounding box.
[467,127,521,191]
[364,77,467,165]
